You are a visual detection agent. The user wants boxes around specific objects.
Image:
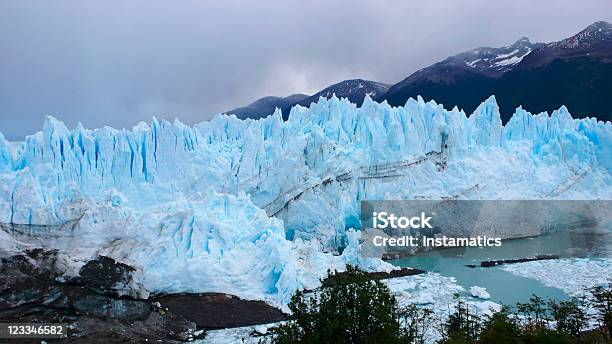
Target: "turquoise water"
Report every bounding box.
[390,229,611,306]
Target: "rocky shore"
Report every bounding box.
[466,254,559,268]
[320,267,425,288]
[0,249,286,343]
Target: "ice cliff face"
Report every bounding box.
[0,95,610,306]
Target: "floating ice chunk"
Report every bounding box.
[253,325,268,335]
[469,286,491,299]
[473,301,502,316]
[414,293,436,305]
[501,258,612,297]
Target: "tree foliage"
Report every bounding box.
[270,265,415,344]
[266,270,611,344]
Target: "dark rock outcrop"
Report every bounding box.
[1,249,287,342]
[0,250,199,343]
[466,254,559,268]
[154,293,287,330]
[320,267,424,288]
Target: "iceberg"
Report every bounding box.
[469,286,491,299]
[0,95,610,306]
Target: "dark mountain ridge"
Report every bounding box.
[225,21,612,123]
[228,94,308,120]
[379,21,612,123]
[226,79,389,120]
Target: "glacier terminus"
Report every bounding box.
[0,95,611,308]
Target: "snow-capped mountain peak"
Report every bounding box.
[513,36,532,46]
[517,21,612,70]
[550,21,612,49]
[395,37,543,87]
[457,37,541,75]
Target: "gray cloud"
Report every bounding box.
[1,0,611,140]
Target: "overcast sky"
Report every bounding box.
[1,0,611,140]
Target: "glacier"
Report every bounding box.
[0,95,611,307]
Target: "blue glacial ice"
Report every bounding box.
[0,95,610,306]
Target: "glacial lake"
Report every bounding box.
[391,228,611,306]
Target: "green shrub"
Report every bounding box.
[478,308,522,344]
[588,283,612,339]
[438,298,481,344]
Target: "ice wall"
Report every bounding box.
[2,96,609,224]
[0,95,610,304]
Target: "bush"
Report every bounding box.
[400,304,436,344]
[589,283,612,339]
[437,293,603,344]
[548,299,588,338]
[478,308,522,344]
[438,298,481,344]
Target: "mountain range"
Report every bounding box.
[226,21,612,123]
[229,79,390,120]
